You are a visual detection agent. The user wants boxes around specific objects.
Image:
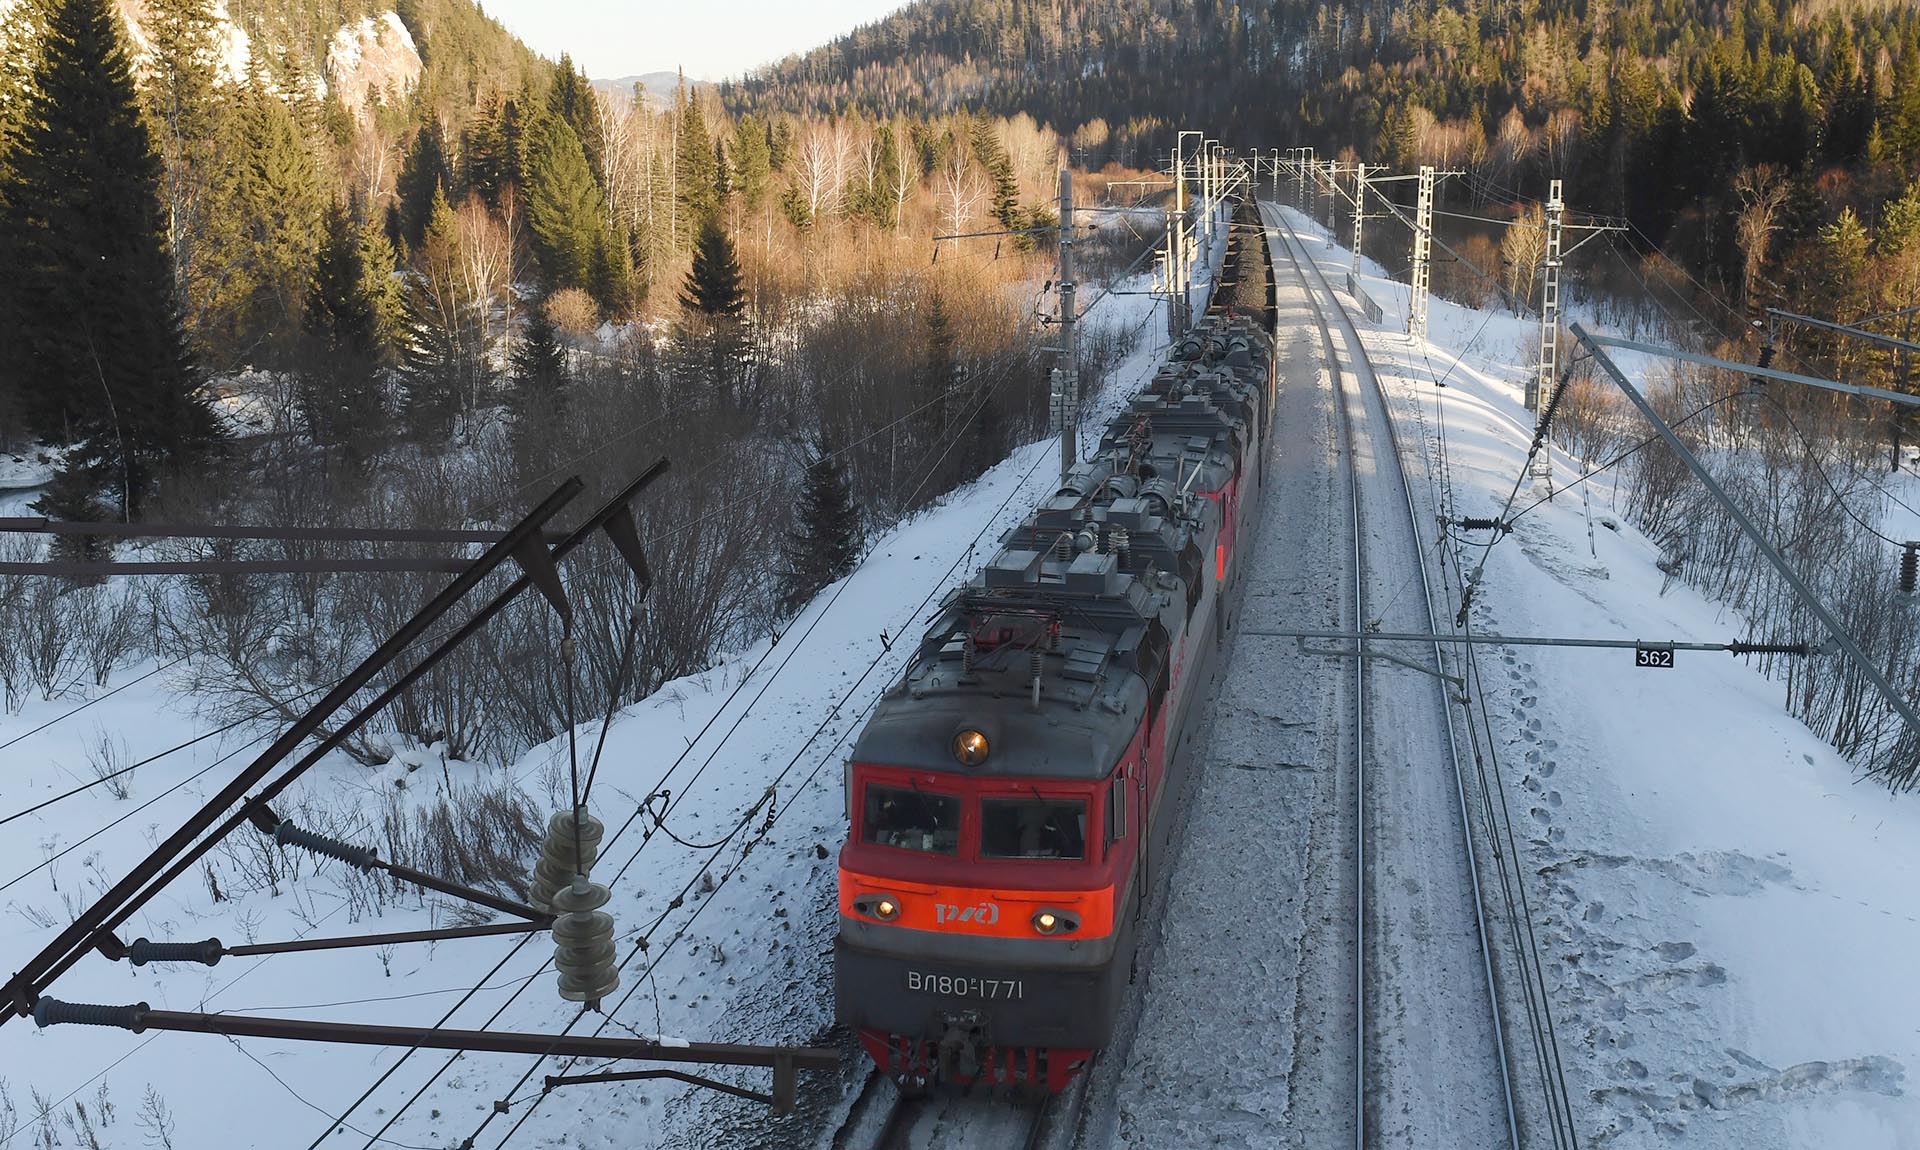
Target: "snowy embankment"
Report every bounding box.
[0,223,1218,1149]
[1278,207,1918,1148]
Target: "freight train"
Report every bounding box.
[834,199,1277,1094]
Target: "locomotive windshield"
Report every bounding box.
[980,798,1087,860]
[863,783,960,854]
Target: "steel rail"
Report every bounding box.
[1265,201,1370,1150]
[1271,204,1523,1149]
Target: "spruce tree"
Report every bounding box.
[136,0,223,316]
[778,438,862,616]
[873,125,904,229]
[921,291,955,438]
[357,216,404,349]
[302,203,387,467]
[547,56,602,181]
[673,82,717,246]
[969,117,1020,233]
[732,114,771,209]
[394,119,452,253]
[235,71,324,353]
[587,221,637,318]
[508,304,568,478]
[0,0,217,511]
[526,115,607,291]
[679,217,746,319]
[397,186,469,439]
[678,216,747,408]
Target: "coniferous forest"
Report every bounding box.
[0,0,1156,763]
[736,0,1920,380]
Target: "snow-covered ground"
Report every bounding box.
[0,218,1223,1149]
[1276,206,1919,1149]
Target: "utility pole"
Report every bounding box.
[1165,211,1181,342]
[1351,162,1371,273]
[1055,168,1078,477]
[1297,146,1314,210]
[1409,164,1436,342]
[1324,160,1340,249]
[1526,179,1565,414]
[1203,140,1217,246]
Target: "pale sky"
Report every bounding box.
[477,0,908,82]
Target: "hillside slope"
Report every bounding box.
[728,0,1920,300]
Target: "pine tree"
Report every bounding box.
[778,438,863,615]
[679,216,745,319]
[526,115,607,291]
[301,203,387,467]
[0,0,217,511]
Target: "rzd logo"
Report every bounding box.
[934,901,1000,925]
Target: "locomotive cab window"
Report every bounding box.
[1105,777,1127,844]
[980,797,1087,860]
[863,783,960,855]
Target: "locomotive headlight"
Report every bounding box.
[854,894,901,921]
[1031,908,1080,935]
[953,728,990,766]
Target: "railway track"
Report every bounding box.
[832,1067,1085,1150]
[1263,202,1520,1148]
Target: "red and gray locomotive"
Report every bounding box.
[835,204,1276,1094]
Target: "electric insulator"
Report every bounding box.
[1111,526,1130,569]
[1756,345,1776,371]
[962,632,977,676]
[1055,533,1073,561]
[530,807,604,913]
[272,820,378,871]
[550,876,619,1006]
[1902,543,1918,595]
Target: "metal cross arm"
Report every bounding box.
[1583,331,1920,410]
[1243,628,1812,657]
[1571,322,1920,749]
[1559,221,1626,258]
[1766,308,1920,356]
[30,1001,838,1115]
